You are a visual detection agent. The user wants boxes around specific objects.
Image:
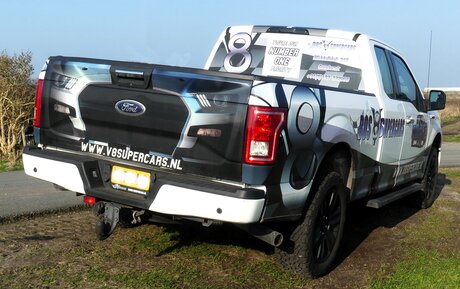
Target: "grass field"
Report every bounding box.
[0,160,23,172]
[1,169,459,288]
[369,168,460,289]
[441,91,460,138]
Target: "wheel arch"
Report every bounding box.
[433,133,442,150]
[318,142,353,188]
[304,142,353,213]
[431,132,442,171]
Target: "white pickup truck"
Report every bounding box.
[23,25,446,277]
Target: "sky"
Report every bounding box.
[1,0,459,88]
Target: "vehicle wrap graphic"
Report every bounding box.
[247,81,325,220]
[81,141,183,170]
[41,56,253,181]
[411,115,428,148]
[45,60,112,137]
[31,25,442,224]
[206,26,364,91]
[352,108,405,145]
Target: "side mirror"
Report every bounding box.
[428,90,446,111]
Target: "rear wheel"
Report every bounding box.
[276,172,347,278]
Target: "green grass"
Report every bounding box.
[444,168,460,180]
[370,250,460,289]
[0,222,305,289]
[441,114,460,126]
[1,169,460,288]
[370,168,460,289]
[0,160,23,172]
[444,134,460,142]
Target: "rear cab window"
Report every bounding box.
[374,46,396,98]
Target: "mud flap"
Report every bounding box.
[93,201,120,240]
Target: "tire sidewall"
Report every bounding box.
[275,171,348,278]
[304,172,347,277]
[421,148,439,208]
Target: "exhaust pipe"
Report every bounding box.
[236,224,283,247]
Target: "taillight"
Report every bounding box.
[33,79,44,127]
[244,105,287,165]
[83,195,97,206]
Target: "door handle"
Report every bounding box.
[405,117,415,124]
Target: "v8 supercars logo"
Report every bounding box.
[81,141,183,171]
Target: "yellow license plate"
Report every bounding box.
[111,165,151,191]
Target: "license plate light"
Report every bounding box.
[111,165,151,191]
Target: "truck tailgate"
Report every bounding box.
[39,57,254,181]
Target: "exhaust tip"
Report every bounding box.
[235,224,284,247]
[273,232,284,247]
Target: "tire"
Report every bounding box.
[95,216,112,240]
[276,172,347,278]
[414,147,439,209]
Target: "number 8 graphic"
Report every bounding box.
[224,32,252,73]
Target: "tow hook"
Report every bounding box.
[93,201,120,240]
[131,210,145,225]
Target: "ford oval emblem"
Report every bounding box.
[115,100,146,116]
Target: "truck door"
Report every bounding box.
[389,52,429,181]
[373,46,405,191]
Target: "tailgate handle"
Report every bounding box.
[110,66,152,89]
[115,69,145,80]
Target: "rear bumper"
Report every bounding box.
[23,152,86,194]
[22,146,266,223]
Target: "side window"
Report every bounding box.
[374,47,395,97]
[390,53,422,110]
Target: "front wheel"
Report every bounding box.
[276,172,347,278]
[414,147,439,209]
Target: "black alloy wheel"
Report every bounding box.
[313,188,342,263]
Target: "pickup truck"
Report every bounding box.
[23,25,446,277]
